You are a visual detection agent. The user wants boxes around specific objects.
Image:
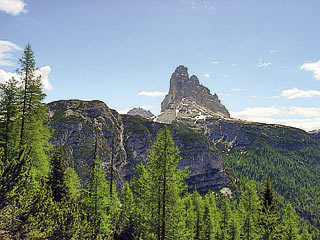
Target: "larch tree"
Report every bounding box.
[239,181,261,240]
[147,125,188,240]
[0,77,21,162]
[17,43,51,179]
[282,204,300,240]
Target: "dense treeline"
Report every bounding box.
[223,142,320,238]
[0,45,315,239]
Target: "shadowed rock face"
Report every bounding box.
[48,100,228,193]
[159,65,230,123]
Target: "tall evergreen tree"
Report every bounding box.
[117,182,135,239]
[260,177,280,240]
[49,147,69,202]
[147,125,188,240]
[218,196,233,240]
[203,192,221,240]
[181,192,197,239]
[192,190,204,240]
[239,181,261,240]
[17,43,51,179]
[0,77,21,162]
[282,204,300,240]
[86,153,111,239]
[131,163,153,239]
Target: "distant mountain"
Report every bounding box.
[157,65,230,123]
[47,66,320,234]
[127,107,154,119]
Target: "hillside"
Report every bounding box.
[48,66,320,234]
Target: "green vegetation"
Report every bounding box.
[0,44,318,239]
[223,141,320,238]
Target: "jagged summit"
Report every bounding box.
[157,65,230,123]
[127,107,154,119]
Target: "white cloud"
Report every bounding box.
[203,73,210,78]
[231,88,243,92]
[231,106,320,131]
[232,63,236,67]
[280,88,320,99]
[0,66,53,90]
[281,118,320,132]
[0,69,19,83]
[138,91,167,97]
[258,59,271,68]
[0,0,26,15]
[270,96,280,99]
[270,49,277,54]
[251,96,257,98]
[0,40,22,66]
[35,66,53,90]
[287,107,320,117]
[218,93,233,97]
[224,74,229,78]
[212,61,219,65]
[300,60,320,80]
[231,106,284,118]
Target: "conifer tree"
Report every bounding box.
[282,204,300,240]
[49,147,70,202]
[147,125,188,240]
[239,181,261,240]
[203,194,215,240]
[86,154,111,239]
[181,192,197,239]
[260,177,280,240]
[299,228,312,240]
[203,192,220,240]
[117,182,135,239]
[17,43,51,179]
[47,147,82,239]
[131,163,153,239]
[0,77,21,162]
[192,190,205,240]
[218,196,233,240]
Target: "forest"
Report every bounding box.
[0,45,315,239]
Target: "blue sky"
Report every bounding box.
[1,0,320,131]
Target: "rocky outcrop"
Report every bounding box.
[127,107,154,119]
[48,100,228,193]
[48,100,127,186]
[157,66,230,123]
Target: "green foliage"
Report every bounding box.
[86,157,111,239]
[17,43,52,180]
[282,204,300,240]
[0,77,21,162]
[49,147,70,202]
[223,144,320,236]
[238,181,261,240]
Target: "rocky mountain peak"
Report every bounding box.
[127,107,154,119]
[157,65,230,123]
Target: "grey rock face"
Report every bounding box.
[127,107,154,119]
[48,100,127,187]
[48,100,228,193]
[158,65,230,123]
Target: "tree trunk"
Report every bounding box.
[20,69,28,146]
